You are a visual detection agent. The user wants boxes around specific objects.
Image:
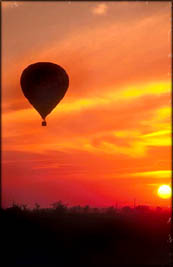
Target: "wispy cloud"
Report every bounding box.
[142,130,171,138]
[91,3,108,15]
[2,2,20,9]
[131,170,171,178]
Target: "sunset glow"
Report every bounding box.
[2,1,171,208]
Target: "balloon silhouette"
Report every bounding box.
[20,62,69,126]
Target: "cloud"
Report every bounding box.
[2,4,170,114]
[2,86,170,159]
[142,130,171,138]
[131,170,171,179]
[91,3,108,15]
[2,2,20,9]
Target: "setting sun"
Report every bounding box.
[157,185,172,199]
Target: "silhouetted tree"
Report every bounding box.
[51,201,67,214]
[93,207,99,214]
[34,203,40,210]
[6,202,22,214]
[84,205,90,213]
[106,206,116,215]
[122,206,132,213]
[135,205,150,213]
[21,204,28,211]
[70,205,82,214]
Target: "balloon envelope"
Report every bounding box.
[20,62,69,122]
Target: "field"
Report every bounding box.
[1,203,171,267]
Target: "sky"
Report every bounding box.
[2,1,172,208]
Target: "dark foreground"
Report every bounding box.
[1,204,171,267]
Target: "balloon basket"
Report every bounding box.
[42,121,47,126]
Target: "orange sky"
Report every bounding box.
[2,1,172,208]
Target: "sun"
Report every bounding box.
[157,185,172,199]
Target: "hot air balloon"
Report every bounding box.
[20,62,69,126]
